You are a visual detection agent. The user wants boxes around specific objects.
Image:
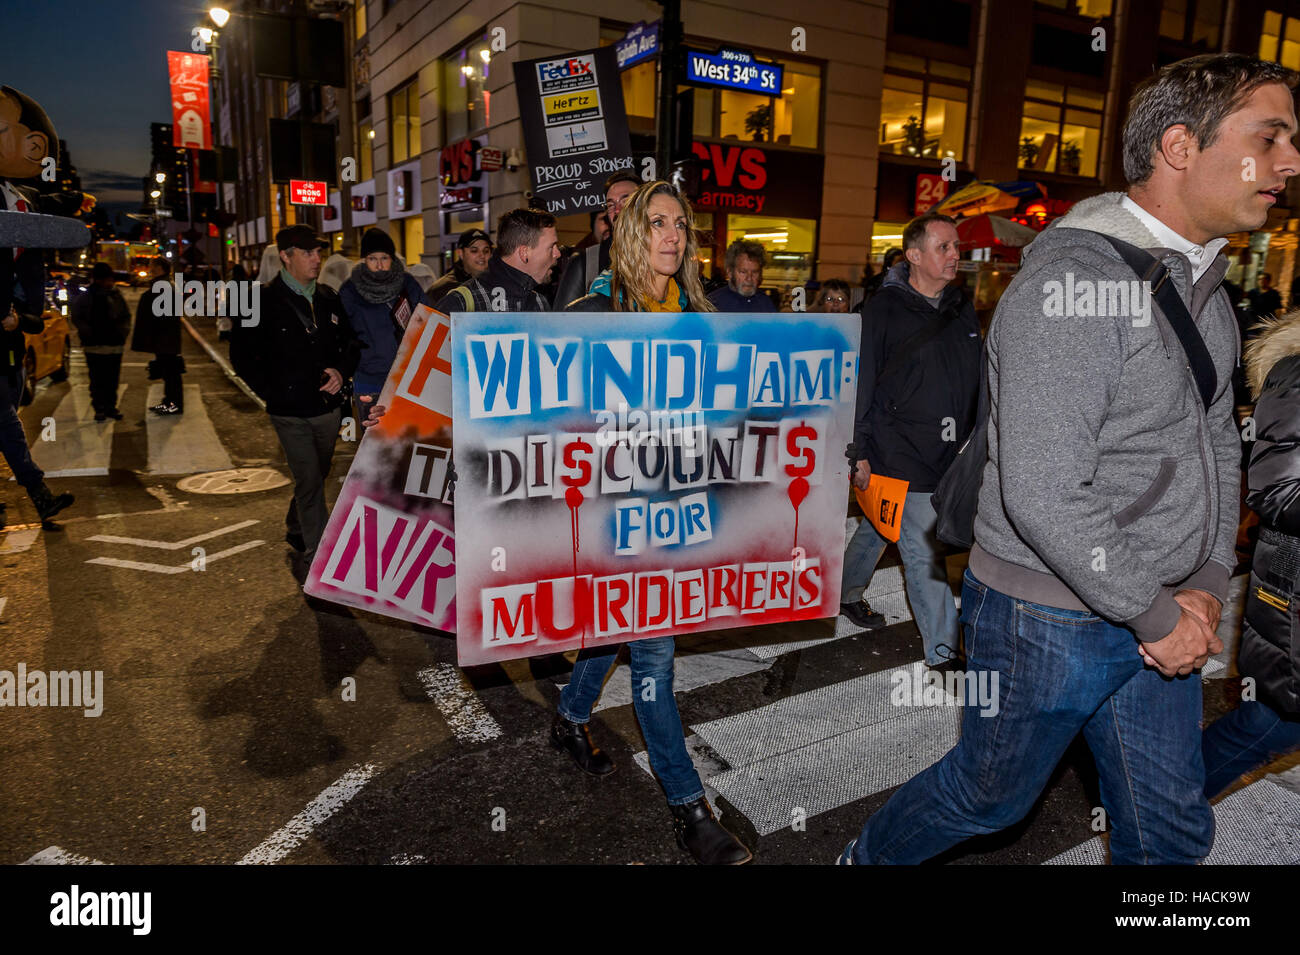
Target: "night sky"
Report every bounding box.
[0,0,213,221]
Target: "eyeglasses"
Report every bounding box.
[606,195,631,212]
[825,296,847,304]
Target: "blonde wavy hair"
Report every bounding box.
[608,180,714,312]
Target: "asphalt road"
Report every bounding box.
[1,292,1297,867]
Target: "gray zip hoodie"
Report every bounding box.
[970,191,1240,643]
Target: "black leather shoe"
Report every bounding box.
[30,484,74,522]
[841,598,886,630]
[550,714,615,776]
[671,798,752,864]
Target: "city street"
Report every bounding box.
[2,296,1297,867]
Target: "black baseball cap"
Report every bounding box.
[276,224,328,252]
[457,228,491,249]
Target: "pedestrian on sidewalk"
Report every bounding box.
[1201,311,1300,797]
[339,228,425,421]
[132,257,184,415]
[841,212,980,660]
[69,261,129,421]
[559,179,751,865]
[841,53,1295,866]
[230,225,358,563]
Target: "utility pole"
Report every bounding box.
[656,0,684,182]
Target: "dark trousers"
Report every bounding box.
[158,355,184,410]
[0,374,42,492]
[269,408,342,557]
[85,351,122,414]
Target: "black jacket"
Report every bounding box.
[425,262,471,307]
[70,285,130,348]
[554,236,611,310]
[1239,315,1300,713]
[850,263,981,492]
[230,274,359,417]
[432,256,549,313]
[131,285,181,356]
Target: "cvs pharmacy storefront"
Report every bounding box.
[690,141,824,293]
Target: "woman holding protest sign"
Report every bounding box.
[556,179,752,865]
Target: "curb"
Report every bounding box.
[180,316,266,411]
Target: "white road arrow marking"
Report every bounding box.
[87,519,259,550]
[0,528,39,555]
[86,539,265,574]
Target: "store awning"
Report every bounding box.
[957,213,1039,249]
[935,180,1046,218]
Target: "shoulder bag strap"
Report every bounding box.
[1095,233,1217,410]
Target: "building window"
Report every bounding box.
[891,0,973,48]
[713,59,820,147]
[1018,79,1104,177]
[880,54,970,161]
[1260,10,1300,70]
[388,80,419,165]
[357,118,374,181]
[442,36,492,143]
[1160,0,1224,50]
[391,216,423,262]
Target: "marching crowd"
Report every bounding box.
[5,49,1300,866]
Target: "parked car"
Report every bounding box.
[18,285,73,406]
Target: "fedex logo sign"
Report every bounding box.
[538,57,594,81]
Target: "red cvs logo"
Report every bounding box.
[691,143,767,190]
[441,140,479,186]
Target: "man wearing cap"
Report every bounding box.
[231,225,358,564]
[425,228,492,305]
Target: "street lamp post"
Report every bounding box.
[199,6,230,279]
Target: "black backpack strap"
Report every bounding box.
[1095,233,1217,410]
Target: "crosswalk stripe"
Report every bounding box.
[589,644,772,713]
[145,383,232,474]
[686,662,960,835]
[1044,778,1300,865]
[237,763,379,864]
[29,382,127,477]
[418,663,504,743]
[22,845,108,865]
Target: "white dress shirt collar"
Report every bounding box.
[1120,194,1227,283]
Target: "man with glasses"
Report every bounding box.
[553,171,641,308]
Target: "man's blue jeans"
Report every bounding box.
[852,569,1214,864]
[558,636,705,806]
[841,490,961,665]
[1203,700,1300,798]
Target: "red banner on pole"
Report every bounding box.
[167,51,211,150]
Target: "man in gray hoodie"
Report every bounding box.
[841,53,1300,865]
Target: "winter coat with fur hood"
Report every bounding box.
[1239,314,1300,713]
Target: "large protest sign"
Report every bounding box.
[512,46,636,217]
[450,311,860,666]
[304,305,457,631]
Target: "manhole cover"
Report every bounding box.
[177,467,290,495]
